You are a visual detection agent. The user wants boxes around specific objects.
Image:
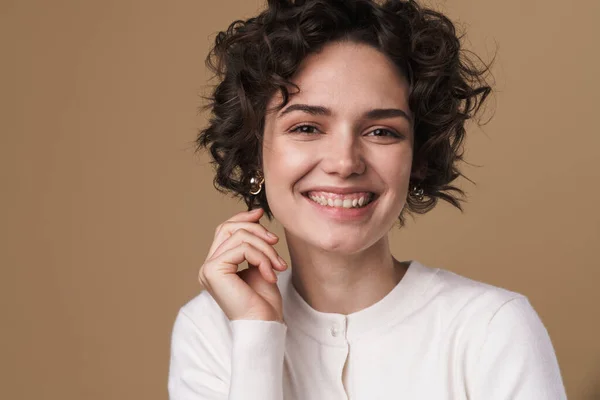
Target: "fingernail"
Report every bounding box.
[277,256,287,267]
[266,231,278,239]
[250,208,261,213]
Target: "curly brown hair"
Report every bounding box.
[196,0,493,227]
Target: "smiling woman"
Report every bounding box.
[262,42,414,254]
[168,1,567,399]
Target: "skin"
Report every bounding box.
[262,41,415,314]
[199,41,417,321]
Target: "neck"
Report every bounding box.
[285,232,409,315]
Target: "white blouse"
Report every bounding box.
[168,259,567,399]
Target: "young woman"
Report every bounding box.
[168,1,567,398]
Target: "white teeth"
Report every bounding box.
[307,193,373,209]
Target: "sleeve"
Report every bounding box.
[168,309,287,400]
[468,296,567,400]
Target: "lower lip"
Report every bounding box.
[303,194,377,221]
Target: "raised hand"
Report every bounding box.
[198,208,288,322]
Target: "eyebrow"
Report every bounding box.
[277,103,412,123]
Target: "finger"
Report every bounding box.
[211,209,263,250]
[210,228,287,271]
[208,221,278,259]
[208,242,277,285]
[237,267,283,315]
[228,208,264,223]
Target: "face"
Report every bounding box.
[262,41,414,254]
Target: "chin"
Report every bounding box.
[305,228,379,255]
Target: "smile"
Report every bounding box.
[304,191,375,209]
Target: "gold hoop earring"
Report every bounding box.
[410,183,424,201]
[249,172,264,195]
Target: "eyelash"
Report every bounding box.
[289,124,401,138]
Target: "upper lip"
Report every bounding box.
[302,186,377,195]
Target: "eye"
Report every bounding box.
[366,128,401,138]
[289,124,321,135]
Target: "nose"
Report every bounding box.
[320,129,366,178]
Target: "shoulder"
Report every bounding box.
[170,290,233,358]
[173,289,232,335]
[412,261,549,353]
[416,261,529,325]
[416,262,562,385]
[420,266,568,397]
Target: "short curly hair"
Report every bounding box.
[196,0,492,227]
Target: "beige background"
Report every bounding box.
[1,0,599,398]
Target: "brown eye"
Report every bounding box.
[290,125,320,134]
[368,128,400,138]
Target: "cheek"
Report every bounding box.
[263,139,316,195]
[373,144,412,175]
[374,148,413,200]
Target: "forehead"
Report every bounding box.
[268,41,411,114]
